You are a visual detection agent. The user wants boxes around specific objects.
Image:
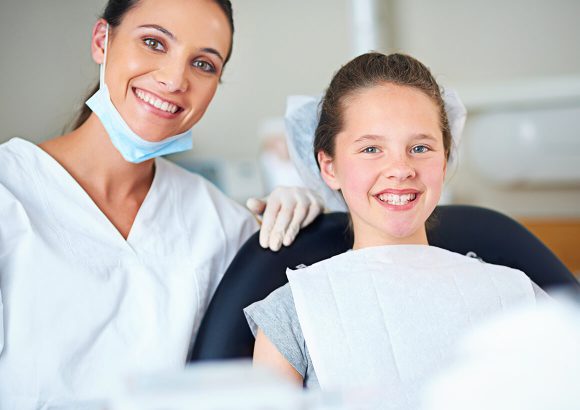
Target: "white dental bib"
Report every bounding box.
[287,245,536,409]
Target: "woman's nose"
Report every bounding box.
[155,63,188,93]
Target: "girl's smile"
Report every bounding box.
[319,82,447,249]
[373,189,421,210]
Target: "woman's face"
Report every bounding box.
[318,83,447,249]
[92,0,231,141]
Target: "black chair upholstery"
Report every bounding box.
[188,205,578,362]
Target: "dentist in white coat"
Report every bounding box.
[0,0,322,407]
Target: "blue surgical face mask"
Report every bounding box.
[86,24,193,163]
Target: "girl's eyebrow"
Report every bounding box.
[353,134,382,143]
[137,24,224,62]
[412,133,438,142]
[353,133,438,143]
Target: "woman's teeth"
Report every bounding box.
[377,193,417,206]
[135,89,179,114]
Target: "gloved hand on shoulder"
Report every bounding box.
[246,186,324,251]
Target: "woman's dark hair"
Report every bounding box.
[314,52,452,163]
[70,0,234,131]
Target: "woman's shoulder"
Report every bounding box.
[155,157,257,238]
[0,138,39,173]
[156,157,249,212]
[155,157,218,189]
[0,138,50,202]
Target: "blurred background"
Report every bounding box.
[1,0,579,274]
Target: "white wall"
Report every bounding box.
[0,0,103,141]
[388,0,580,84]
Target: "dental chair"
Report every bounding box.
[188,205,579,362]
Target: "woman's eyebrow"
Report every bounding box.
[137,24,224,62]
[201,47,224,62]
[138,24,176,39]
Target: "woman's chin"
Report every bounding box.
[130,126,185,142]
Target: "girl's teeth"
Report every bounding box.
[135,89,178,114]
[378,193,417,206]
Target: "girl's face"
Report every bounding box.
[91,0,231,141]
[318,83,447,249]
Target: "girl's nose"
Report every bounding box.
[382,156,416,181]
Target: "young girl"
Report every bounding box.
[245,53,545,405]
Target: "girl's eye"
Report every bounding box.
[143,38,164,51]
[192,60,216,73]
[411,145,430,154]
[362,146,380,154]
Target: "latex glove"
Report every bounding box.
[246,187,324,251]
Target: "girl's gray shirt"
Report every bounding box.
[244,283,319,388]
[244,279,548,389]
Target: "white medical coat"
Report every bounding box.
[0,138,258,408]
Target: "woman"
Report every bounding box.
[245,53,545,407]
[0,0,322,407]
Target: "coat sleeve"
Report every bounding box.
[0,183,31,356]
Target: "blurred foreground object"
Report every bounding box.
[110,360,301,410]
[110,360,387,410]
[422,289,580,410]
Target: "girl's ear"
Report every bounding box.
[91,19,109,65]
[317,151,341,191]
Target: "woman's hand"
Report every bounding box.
[246,187,324,251]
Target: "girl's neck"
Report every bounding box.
[352,228,429,250]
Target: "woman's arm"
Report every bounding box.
[253,328,304,386]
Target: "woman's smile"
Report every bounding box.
[133,87,183,118]
[99,0,231,141]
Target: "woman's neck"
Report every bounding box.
[39,114,156,239]
[39,113,155,201]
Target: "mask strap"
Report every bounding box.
[100,23,110,85]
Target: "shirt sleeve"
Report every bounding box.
[0,183,19,356]
[244,283,309,377]
[0,182,30,356]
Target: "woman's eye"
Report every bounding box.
[411,145,430,154]
[143,38,164,51]
[192,60,216,73]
